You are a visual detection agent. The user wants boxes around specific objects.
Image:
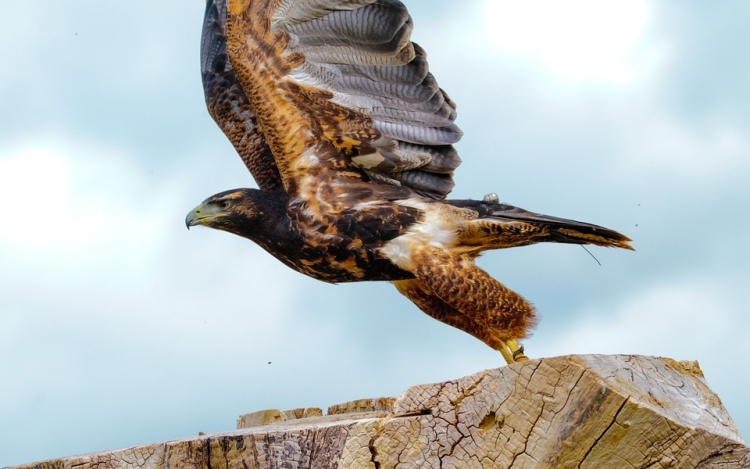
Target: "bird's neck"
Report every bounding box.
[235,188,294,246]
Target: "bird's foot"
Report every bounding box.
[509,340,528,361]
[500,339,529,364]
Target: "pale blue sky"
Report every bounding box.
[1,1,749,466]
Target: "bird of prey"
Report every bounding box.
[186,0,633,364]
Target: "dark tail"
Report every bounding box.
[448,199,634,251]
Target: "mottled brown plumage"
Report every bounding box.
[393,278,530,354]
[187,0,633,364]
[201,0,281,190]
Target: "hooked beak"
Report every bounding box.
[185,202,225,229]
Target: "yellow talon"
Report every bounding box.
[500,340,528,364]
[509,340,528,361]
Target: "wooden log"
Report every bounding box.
[7,355,749,469]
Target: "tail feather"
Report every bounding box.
[448,199,634,251]
[497,206,633,250]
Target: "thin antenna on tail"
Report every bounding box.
[580,245,602,266]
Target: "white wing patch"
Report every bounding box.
[380,199,459,270]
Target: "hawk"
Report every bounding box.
[186,0,632,364]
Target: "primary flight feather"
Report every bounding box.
[186,0,633,364]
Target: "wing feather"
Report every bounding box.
[223,0,464,199]
[283,1,409,45]
[273,0,375,26]
[289,53,444,108]
[337,48,429,85]
[402,143,461,174]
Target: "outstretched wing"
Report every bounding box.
[201,0,282,190]
[218,0,463,199]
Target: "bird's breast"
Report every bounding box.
[272,233,414,283]
[259,204,421,283]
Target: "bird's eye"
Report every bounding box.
[219,200,230,209]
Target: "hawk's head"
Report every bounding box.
[185,188,286,239]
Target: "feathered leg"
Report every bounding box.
[413,246,537,341]
[393,279,521,363]
[393,245,537,363]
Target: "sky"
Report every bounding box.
[1,0,749,466]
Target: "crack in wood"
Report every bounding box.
[577,396,629,468]
[368,421,383,469]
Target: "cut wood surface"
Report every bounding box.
[7,355,748,469]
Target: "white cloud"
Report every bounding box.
[480,0,662,86]
[0,139,177,271]
[0,149,72,248]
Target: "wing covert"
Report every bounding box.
[201,0,282,190]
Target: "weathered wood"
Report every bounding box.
[237,407,324,428]
[7,355,749,469]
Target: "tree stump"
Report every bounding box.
[7,355,748,469]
